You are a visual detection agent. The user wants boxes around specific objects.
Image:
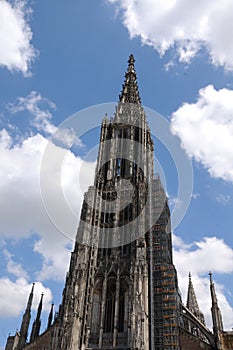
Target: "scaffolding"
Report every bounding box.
[148,178,180,350]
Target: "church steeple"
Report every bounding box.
[119,54,141,104]
[186,272,205,325]
[209,272,224,349]
[6,55,225,350]
[17,283,34,350]
[30,293,44,342]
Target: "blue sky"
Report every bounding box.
[1,0,233,347]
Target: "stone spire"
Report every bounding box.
[30,293,44,342]
[119,54,141,104]
[17,283,35,350]
[186,272,205,325]
[209,271,224,349]
[47,303,54,329]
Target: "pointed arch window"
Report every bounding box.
[104,278,116,333]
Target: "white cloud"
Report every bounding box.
[174,236,233,276]
[0,91,95,285]
[0,128,12,148]
[3,249,28,280]
[173,234,233,330]
[108,0,233,70]
[53,128,82,148]
[33,239,71,282]
[0,0,37,76]
[8,91,57,135]
[191,192,200,200]
[164,60,175,72]
[0,278,52,318]
[0,128,95,281]
[171,85,233,182]
[216,194,231,205]
[8,91,84,148]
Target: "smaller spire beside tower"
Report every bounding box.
[30,293,44,342]
[186,272,205,325]
[209,271,224,349]
[119,54,141,104]
[16,283,35,350]
[47,303,54,329]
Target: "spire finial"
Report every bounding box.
[129,53,135,63]
[209,271,213,283]
[119,54,141,104]
[128,54,135,71]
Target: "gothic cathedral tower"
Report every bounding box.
[7,56,232,350]
[52,55,181,350]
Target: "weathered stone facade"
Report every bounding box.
[221,332,233,349]
[5,55,232,350]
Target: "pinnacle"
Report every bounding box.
[186,273,205,325]
[119,54,141,104]
[209,271,224,332]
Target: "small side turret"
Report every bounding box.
[186,272,205,325]
[30,293,44,342]
[47,303,54,329]
[16,283,35,349]
[209,272,224,349]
